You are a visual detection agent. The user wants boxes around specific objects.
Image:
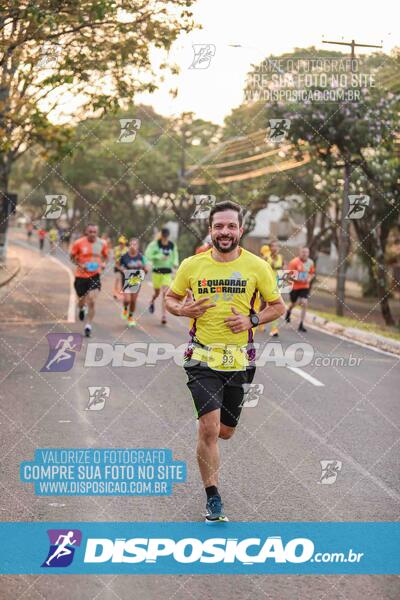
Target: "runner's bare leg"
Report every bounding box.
[197,410,221,487]
[86,289,99,324]
[300,298,307,322]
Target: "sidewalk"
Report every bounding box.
[0,256,20,287]
[310,276,399,327]
[303,309,400,356]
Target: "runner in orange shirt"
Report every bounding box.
[70,224,108,337]
[285,247,315,333]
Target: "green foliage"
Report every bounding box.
[0,0,197,185]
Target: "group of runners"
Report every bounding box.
[66,202,315,523]
[70,225,179,336]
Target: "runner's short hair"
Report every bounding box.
[209,201,243,227]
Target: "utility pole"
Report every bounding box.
[322,38,382,316]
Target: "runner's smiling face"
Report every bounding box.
[129,238,139,254]
[209,209,243,254]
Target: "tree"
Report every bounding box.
[0,0,196,192]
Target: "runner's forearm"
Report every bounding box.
[258,300,286,325]
[165,297,184,316]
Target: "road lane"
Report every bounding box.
[1,237,399,599]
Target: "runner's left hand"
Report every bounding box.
[224,307,252,333]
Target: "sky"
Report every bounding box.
[136,0,399,124]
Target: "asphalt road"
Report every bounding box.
[0,232,399,599]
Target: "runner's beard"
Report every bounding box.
[212,235,239,253]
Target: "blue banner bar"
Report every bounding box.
[1,522,399,574]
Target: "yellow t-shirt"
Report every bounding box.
[260,244,271,259]
[171,248,281,370]
[265,253,284,272]
[114,245,127,262]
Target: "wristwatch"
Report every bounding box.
[249,313,260,327]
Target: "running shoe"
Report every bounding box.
[78,305,87,321]
[149,302,155,314]
[269,327,279,338]
[122,308,128,320]
[84,324,92,338]
[298,323,307,333]
[161,317,167,325]
[285,310,291,323]
[127,316,137,327]
[205,495,228,523]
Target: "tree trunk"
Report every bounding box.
[372,228,395,326]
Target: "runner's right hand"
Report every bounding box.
[180,290,216,318]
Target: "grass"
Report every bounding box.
[307,309,400,343]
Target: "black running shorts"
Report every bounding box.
[289,288,309,303]
[184,364,256,427]
[74,274,101,298]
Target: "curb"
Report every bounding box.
[304,311,400,356]
[0,257,21,288]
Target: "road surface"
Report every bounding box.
[0,232,399,599]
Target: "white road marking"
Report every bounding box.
[287,366,325,386]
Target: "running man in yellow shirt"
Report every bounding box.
[113,236,127,299]
[259,239,284,336]
[165,201,286,522]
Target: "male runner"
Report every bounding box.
[285,247,315,333]
[26,222,34,241]
[259,239,284,336]
[37,227,47,251]
[195,235,212,254]
[48,226,58,253]
[145,227,179,325]
[70,224,108,337]
[113,235,127,299]
[165,201,286,522]
[117,237,148,326]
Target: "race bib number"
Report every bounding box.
[297,271,308,281]
[122,269,145,293]
[192,344,248,371]
[85,261,99,273]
